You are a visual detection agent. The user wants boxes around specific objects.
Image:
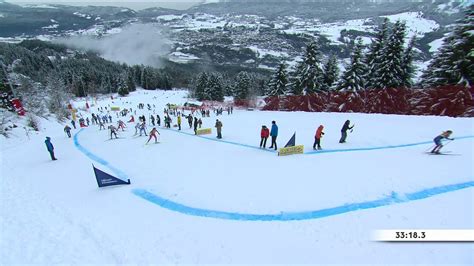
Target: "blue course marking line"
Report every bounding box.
[160,127,277,153]
[132,181,474,221]
[160,126,474,155]
[305,135,474,155]
[74,128,474,221]
[73,128,129,181]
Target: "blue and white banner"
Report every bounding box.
[93,165,131,188]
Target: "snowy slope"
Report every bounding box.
[1,89,473,264]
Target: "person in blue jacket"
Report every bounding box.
[45,137,57,160]
[269,120,278,150]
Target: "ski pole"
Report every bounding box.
[425,145,436,152]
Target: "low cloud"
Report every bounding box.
[56,23,172,67]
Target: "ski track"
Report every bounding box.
[0,162,123,264]
[73,128,474,222]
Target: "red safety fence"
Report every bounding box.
[262,85,474,117]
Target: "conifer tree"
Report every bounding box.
[234,71,251,100]
[420,7,474,87]
[337,38,367,92]
[298,42,324,94]
[194,72,209,101]
[207,73,224,101]
[322,54,339,91]
[401,36,417,88]
[374,20,407,89]
[267,64,289,96]
[365,18,389,89]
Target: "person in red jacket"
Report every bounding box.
[313,125,325,150]
[260,125,270,148]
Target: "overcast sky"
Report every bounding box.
[5,0,209,10]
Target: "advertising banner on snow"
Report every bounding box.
[278,145,304,156]
[196,128,212,135]
[93,165,131,188]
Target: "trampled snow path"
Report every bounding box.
[73,128,474,221]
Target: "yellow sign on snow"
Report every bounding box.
[196,128,212,135]
[111,106,120,111]
[278,145,304,156]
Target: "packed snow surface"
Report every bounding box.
[1,90,473,264]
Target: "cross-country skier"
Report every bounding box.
[177,115,182,130]
[150,115,155,126]
[339,120,354,143]
[269,121,278,150]
[431,130,454,154]
[64,125,72,138]
[99,119,106,130]
[198,118,202,128]
[215,119,223,139]
[45,137,57,160]
[139,122,147,136]
[134,122,140,135]
[157,114,161,127]
[117,120,126,131]
[260,125,269,148]
[313,125,325,150]
[146,127,160,144]
[108,125,118,139]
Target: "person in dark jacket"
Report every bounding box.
[431,130,454,154]
[45,137,57,160]
[215,119,223,139]
[260,125,270,148]
[156,114,161,127]
[339,120,354,143]
[194,117,198,134]
[187,114,193,128]
[64,125,72,138]
[313,125,325,150]
[269,121,278,150]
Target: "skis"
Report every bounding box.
[425,151,461,156]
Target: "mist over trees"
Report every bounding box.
[0,40,172,118]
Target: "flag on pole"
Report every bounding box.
[93,165,131,188]
[285,132,296,147]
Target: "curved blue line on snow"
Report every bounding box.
[160,127,474,155]
[305,135,474,155]
[132,181,474,221]
[73,129,129,181]
[160,127,277,153]
[74,128,474,221]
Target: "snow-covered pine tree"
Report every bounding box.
[117,74,129,96]
[194,72,209,101]
[46,72,70,119]
[288,61,305,95]
[267,63,289,96]
[299,42,324,94]
[126,70,135,92]
[373,20,407,89]
[337,38,367,92]
[365,18,389,89]
[401,36,417,88]
[322,54,339,91]
[234,71,251,100]
[207,73,224,101]
[420,7,474,87]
